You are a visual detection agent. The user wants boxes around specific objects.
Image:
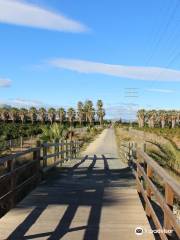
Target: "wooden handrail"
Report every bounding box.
[0,139,82,217]
[138,149,180,198]
[0,147,40,164]
[131,145,180,239]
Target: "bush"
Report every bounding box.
[0,123,44,140]
[40,123,68,142]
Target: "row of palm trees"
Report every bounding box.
[137,109,180,128]
[0,100,105,126]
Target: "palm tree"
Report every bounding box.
[83,102,89,123]
[137,109,146,127]
[97,100,105,125]
[48,108,56,124]
[169,110,177,128]
[39,107,47,124]
[158,110,167,128]
[9,107,19,123]
[97,100,103,109]
[19,108,28,124]
[147,110,156,128]
[97,108,105,125]
[57,108,66,124]
[0,108,9,122]
[84,100,95,126]
[176,111,180,127]
[29,107,37,124]
[41,123,68,142]
[137,109,180,129]
[77,101,84,126]
[67,108,76,127]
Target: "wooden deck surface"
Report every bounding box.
[0,129,155,240]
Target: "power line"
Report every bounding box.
[139,0,180,101]
[146,0,179,65]
[143,0,173,65]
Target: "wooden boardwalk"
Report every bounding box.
[0,129,155,240]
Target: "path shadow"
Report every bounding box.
[7,155,135,240]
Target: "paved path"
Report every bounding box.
[0,128,154,240]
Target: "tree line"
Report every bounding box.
[0,100,105,126]
[137,109,180,128]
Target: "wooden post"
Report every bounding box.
[57,139,60,160]
[43,142,47,168]
[143,143,146,152]
[74,141,77,159]
[20,136,23,150]
[129,142,134,164]
[77,141,80,154]
[10,139,12,148]
[54,139,57,164]
[10,157,16,208]
[136,150,142,194]
[136,168,141,193]
[164,183,174,231]
[73,141,75,159]
[70,141,73,160]
[145,165,153,217]
[65,139,68,161]
[33,140,41,182]
[128,142,131,163]
[76,141,79,156]
[61,140,64,162]
[134,143,137,159]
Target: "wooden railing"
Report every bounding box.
[0,140,82,217]
[119,141,136,164]
[136,149,180,240]
[120,142,180,239]
[0,135,40,153]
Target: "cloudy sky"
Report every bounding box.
[0,0,180,119]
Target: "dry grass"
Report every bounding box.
[115,127,180,177]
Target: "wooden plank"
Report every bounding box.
[0,155,154,240]
[136,176,168,240]
[136,161,180,238]
[164,183,174,232]
[145,165,153,217]
[138,149,180,198]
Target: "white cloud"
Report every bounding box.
[0,0,88,32]
[49,58,180,82]
[146,88,176,93]
[0,98,44,108]
[0,78,11,87]
[11,98,43,107]
[0,98,74,109]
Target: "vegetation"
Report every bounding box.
[133,126,180,147]
[146,141,180,174]
[0,99,105,126]
[0,123,42,140]
[0,100,106,155]
[137,109,180,128]
[97,100,105,126]
[114,126,180,177]
[40,123,68,142]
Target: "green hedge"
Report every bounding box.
[0,123,44,140]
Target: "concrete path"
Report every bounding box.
[0,128,154,240]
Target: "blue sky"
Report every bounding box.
[0,0,180,119]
